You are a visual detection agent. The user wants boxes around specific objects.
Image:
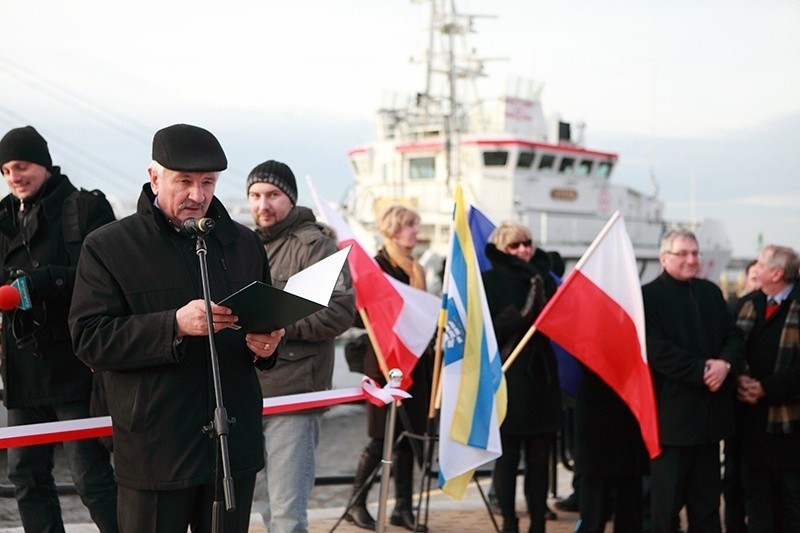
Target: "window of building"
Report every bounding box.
[538,154,556,171]
[559,157,575,173]
[596,161,614,178]
[577,160,593,176]
[409,157,436,180]
[517,151,535,168]
[483,151,509,166]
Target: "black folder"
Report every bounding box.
[218,281,325,333]
[218,246,351,333]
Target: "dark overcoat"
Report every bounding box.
[642,272,744,446]
[574,367,649,477]
[482,245,561,436]
[0,171,115,408]
[69,185,274,490]
[361,248,433,440]
[736,281,800,469]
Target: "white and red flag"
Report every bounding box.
[533,211,661,458]
[308,179,439,388]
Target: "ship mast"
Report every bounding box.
[416,0,491,191]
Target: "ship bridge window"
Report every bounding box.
[577,160,593,176]
[517,151,535,168]
[409,157,435,180]
[483,151,508,166]
[538,154,556,171]
[596,161,614,178]
[559,157,575,173]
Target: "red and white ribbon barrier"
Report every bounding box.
[0,378,411,449]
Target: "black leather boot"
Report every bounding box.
[389,449,428,531]
[344,448,380,530]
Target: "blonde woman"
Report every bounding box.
[482,221,561,533]
[344,205,433,531]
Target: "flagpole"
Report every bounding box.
[359,308,390,382]
[501,210,621,373]
[572,210,621,272]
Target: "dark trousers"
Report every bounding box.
[741,463,800,533]
[578,474,643,533]
[650,443,722,533]
[7,402,118,533]
[117,474,256,533]
[722,437,747,533]
[493,432,554,533]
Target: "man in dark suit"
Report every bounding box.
[735,245,800,532]
[642,228,744,532]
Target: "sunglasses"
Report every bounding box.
[508,239,533,250]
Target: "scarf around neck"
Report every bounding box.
[737,296,800,434]
[382,238,426,291]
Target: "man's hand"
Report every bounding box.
[175,299,238,337]
[246,329,285,359]
[737,374,765,404]
[703,358,731,392]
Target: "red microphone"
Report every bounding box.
[0,284,22,311]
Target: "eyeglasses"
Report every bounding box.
[508,239,533,250]
[666,250,701,259]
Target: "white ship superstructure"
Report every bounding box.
[342,0,731,283]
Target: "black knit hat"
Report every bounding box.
[0,126,53,170]
[246,160,297,205]
[152,124,227,172]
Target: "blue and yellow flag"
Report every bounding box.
[438,185,507,499]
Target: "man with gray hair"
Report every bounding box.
[735,245,800,531]
[642,228,744,532]
[70,124,283,532]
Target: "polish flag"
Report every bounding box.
[533,211,661,458]
[307,179,440,388]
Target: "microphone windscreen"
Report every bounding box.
[0,284,21,311]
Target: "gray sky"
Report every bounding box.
[1,0,798,258]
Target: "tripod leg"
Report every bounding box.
[475,477,502,533]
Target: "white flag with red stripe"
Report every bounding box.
[307,179,439,387]
[533,211,661,458]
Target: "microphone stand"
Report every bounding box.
[194,235,236,532]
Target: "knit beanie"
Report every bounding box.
[246,160,297,205]
[0,126,53,170]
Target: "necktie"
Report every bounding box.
[766,297,779,319]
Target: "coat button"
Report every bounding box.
[55,278,64,287]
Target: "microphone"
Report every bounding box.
[182,217,215,236]
[0,285,21,312]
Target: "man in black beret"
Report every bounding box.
[0,125,118,532]
[69,123,285,532]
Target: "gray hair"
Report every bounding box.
[762,245,800,282]
[148,160,165,178]
[659,228,697,256]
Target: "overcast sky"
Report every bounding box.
[1,0,798,258]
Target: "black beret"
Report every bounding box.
[151,124,227,172]
[0,126,53,170]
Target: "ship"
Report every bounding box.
[341,0,732,286]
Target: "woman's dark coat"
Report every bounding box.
[69,186,274,490]
[482,244,561,436]
[361,248,433,440]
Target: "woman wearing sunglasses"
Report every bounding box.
[482,221,562,533]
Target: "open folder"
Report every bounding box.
[219,246,351,333]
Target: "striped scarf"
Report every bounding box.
[737,298,800,434]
